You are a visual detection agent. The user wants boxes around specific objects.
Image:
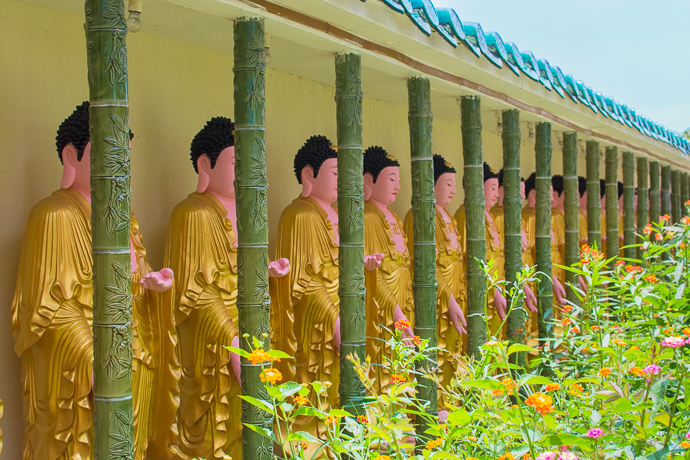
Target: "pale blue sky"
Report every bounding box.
[432,0,689,134]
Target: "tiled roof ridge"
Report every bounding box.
[374,0,689,156]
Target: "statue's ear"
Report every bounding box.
[60,144,78,188]
[196,154,211,193]
[363,173,374,201]
[300,166,314,198]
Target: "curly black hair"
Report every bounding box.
[294,135,337,184]
[552,175,564,196]
[600,178,606,199]
[56,102,90,163]
[363,146,400,183]
[483,162,498,182]
[496,168,504,187]
[578,176,587,197]
[525,172,536,196]
[618,181,624,199]
[433,154,456,184]
[190,117,234,173]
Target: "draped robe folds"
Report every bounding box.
[363,202,413,392]
[405,208,465,408]
[522,206,538,336]
[269,196,340,438]
[11,188,176,460]
[455,205,505,338]
[164,192,241,460]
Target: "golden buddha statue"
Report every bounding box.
[551,176,567,288]
[270,135,380,439]
[361,146,414,392]
[165,117,289,460]
[11,103,176,460]
[405,154,467,407]
[455,163,507,338]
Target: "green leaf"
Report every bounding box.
[461,379,505,391]
[292,406,328,418]
[643,446,669,460]
[238,395,274,415]
[519,375,554,386]
[446,409,471,427]
[279,381,303,398]
[508,343,536,355]
[285,431,322,443]
[268,350,292,359]
[224,345,250,359]
[545,433,591,448]
[243,422,277,441]
[252,336,262,349]
[328,409,352,417]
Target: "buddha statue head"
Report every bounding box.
[552,175,564,209]
[58,101,133,201]
[599,178,606,209]
[617,181,624,213]
[363,146,400,205]
[483,162,499,210]
[433,154,457,209]
[294,135,338,204]
[578,176,588,211]
[191,117,236,200]
[525,172,536,208]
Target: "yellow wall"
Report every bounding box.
[0,1,546,457]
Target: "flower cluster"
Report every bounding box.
[248,348,279,365]
[580,245,603,264]
[525,392,554,414]
[394,319,411,330]
[661,336,686,348]
[259,368,282,384]
[389,374,406,385]
[426,437,443,450]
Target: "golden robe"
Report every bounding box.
[164,192,241,460]
[551,208,566,286]
[600,209,607,255]
[455,205,504,337]
[11,188,175,460]
[270,196,340,438]
[579,209,588,250]
[405,207,465,407]
[364,202,413,392]
[522,206,538,336]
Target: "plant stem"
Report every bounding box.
[663,366,688,447]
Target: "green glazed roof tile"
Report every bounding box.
[506,42,539,81]
[464,22,503,68]
[487,32,519,76]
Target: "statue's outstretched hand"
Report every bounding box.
[269,258,290,278]
[553,277,566,305]
[494,290,507,320]
[364,253,384,271]
[448,295,467,336]
[334,316,341,352]
[230,336,241,385]
[140,268,174,292]
[393,305,414,340]
[524,285,538,313]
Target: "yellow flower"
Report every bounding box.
[680,441,690,449]
[426,437,443,450]
[629,346,639,351]
[378,456,392,460]
[248,348,271,365]
[612,339,626,346]
[630,366,645,377]
[468,436,478,441]
[545,383,561,392]
[294,395,308,406]
[223,456,232,460]
[259,368,282,384]
[525,392,554,415]
[598,367,612,377]
[498,453,516,460]
[568,383,584,396]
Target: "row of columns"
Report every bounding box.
[86,6,689,456]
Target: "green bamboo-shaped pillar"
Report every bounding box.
[535,123,553,340]
[681,172,689,211]
[649,161,660,223]
[233,17,273,460]
[461,96,486,359]
[502,110,523,347]
[563,132,579,304]
[661,165,671,218]
[672,169,681,223]
[335,52,366,412]
[622,152,635,260]
[605,147,619,259]
[408,77,438,436]
[637,157,649,259]
[84,0,133,457]
[586,141,602,251]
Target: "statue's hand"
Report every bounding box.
[364,253,384,271]
[334,316,341,352]
[524,285,538,313]
[140,268,174,292]
[230,336,241,385]
[393,305,414,340]
[448,295,467,336]
[494,290,507,320]
[553,277,566,305]
[268,258,290,278]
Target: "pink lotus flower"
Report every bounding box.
[661,337,686,348]
[587,428,603,439]
[536,452,557,460]
[643,364,661,375]
[558,452,579,460]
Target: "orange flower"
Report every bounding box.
[299,442,308,450]
[492,388,504,397]
[413,335,422,345]
[680,441,690,449]
[643,224,653,235]
[612,338,626,346]
[629,346,639,351]
[568,383,584,395]
[294,395,308,406]
[390,374,406,385]
[562,305,573,313]
[660,214,670,223]
[562,318,572,326]
[468,436,478,442]
[630,366,645,377]
[686,200,690,206]
[598,367,612,377]
[644,274,658,283]
[356,415,368,424]
[485,340,499,347]
[570,326,580,334]
[683,328,690,336]
[525,392,554,414]
[325,415,341,425]
[655,233,663,241]
[582,244,592,254]
[523,454,532,460]
[394,319,411,330]
[615,260,625,267]
[591,325,599,331]
[498,453,516,460]
[248,348,272,365]
[426,437,443,450]
[260,368,282,384]
[681,216,690,225]
[501,378,516,395]
[545,383,561,392]
[378,457,392,460]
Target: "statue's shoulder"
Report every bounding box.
[170,192,218,221]
[27,189,85,224]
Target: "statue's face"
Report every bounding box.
[600,194,606,209]
[310,158,338,204]
[579,191,587,209]
[550,186,558,207]
[208,146,235,198]
[520,181,526,201]
[434,172,456,208]
[484,178,499,208]
[634,194,638,211]
[369,166,400,206]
